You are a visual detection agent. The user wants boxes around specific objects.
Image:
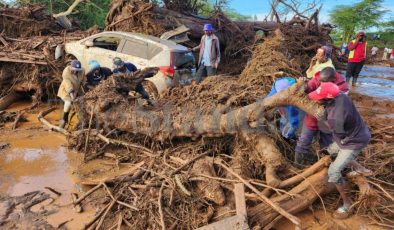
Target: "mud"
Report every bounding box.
[275,209,385,230]
[0,102,95,229]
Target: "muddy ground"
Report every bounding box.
[0,66,393,229]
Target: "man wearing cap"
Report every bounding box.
[306,45,335,79]
[266,77,300,140]
[308,81,371,219]
[346,30,367,86]
[86,60,112,88]
[191,23,221,83]
[57,60,86,128]
[295,67,348,165]
[112,57,150,100]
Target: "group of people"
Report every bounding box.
[57,25,372,219]
[268,31,372,219]
[57,57,149,128]
[57,23,223,129]
[382,47,394,60]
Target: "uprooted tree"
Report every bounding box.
[53,19,385,228]
[1,2,392,229]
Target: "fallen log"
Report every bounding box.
[279,156,331,188]
[0,91,25,111]
[248,168,335,227]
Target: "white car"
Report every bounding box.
[64,31,196,98]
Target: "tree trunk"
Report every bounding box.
[0,91,24,111]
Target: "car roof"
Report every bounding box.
[88,31,188,51]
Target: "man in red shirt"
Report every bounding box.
[346,30,367,86]
[295,67,349,166]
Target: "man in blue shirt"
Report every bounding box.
[112,57,150,100]
[266,77,300,140]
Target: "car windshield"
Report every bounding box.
[172,51,195,69]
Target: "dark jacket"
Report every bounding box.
[113,63,137,75]
[325,93,371,150]
[86,67,112,86]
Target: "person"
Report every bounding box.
[308,82,372,219]
[266,77,300,140]
[390,48,394,60]
[340,42,347,56]
[371,46,379,61]
[112,57,150,100]
[346,30,367,86]
[382,47,389,60]
[306,45,335,79]
[191,23,221,83]
[57,60,86,128]
[112,57,137,75]
[295,67,349,165]
[86,60,112,88]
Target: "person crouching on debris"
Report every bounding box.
[295,67,348,166]
[306,45,334,79]
[191,23,221,83]
[265,77,299,140]
[308,82,372,219]
[86,60,112,88]
[346,30,367,86]
[112,57,150,100]
[57,60,85,128]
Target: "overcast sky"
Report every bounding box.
[228,0,394,23]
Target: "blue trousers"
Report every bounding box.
[295,124,332,155]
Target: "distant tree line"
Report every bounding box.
[329,0,390,42]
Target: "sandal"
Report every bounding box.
[333,205,352,219]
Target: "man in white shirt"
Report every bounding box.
[191,23,221,83]
[371,46,378,60]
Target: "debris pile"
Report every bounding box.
[1,2,392,230]
[0,4,62,38]
[56,23,394,229]
[0,4,95,110]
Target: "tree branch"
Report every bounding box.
[53,0,84,18]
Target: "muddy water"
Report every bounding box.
[0,103,95,229]
[342,65,394,100]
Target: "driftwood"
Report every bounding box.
[249,168,334,227]
[12,112,25,129]
[37,107,70,135]
[80,161,145,185]
[216,160,301,229]
[74,184,103,206]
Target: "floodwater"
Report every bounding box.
[342,65,394,100]
[0,103,95,229]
